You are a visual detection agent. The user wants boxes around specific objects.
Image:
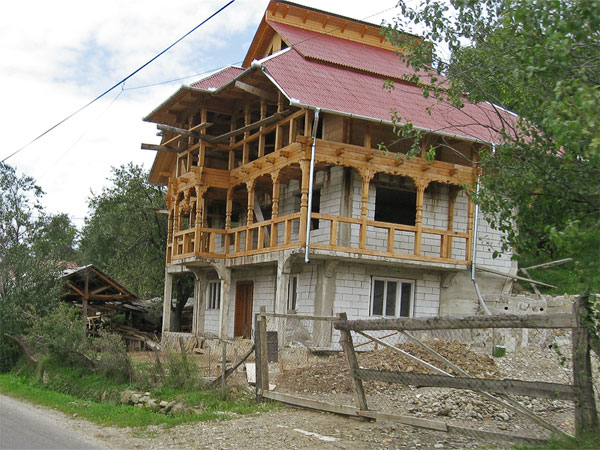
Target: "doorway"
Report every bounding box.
[234,281,254,338]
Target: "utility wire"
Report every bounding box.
[1,0,236,164]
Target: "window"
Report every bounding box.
[370,278,414,317]
[207,281,221,310]
[287,275,298,312]
[374,187,416,225]
[311,189,320,230]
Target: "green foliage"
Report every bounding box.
[514,430,600,449]
[25,303,86,366]
[93,330,134,383]
[0,163,63,372]
[163,350,204,390]
[79,163,167,299]
[383,1,600,296]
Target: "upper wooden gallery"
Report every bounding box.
[141,0,509,270]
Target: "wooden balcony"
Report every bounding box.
[167,210,470,266]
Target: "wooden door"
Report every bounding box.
[234,281,254,338]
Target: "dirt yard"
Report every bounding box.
[119,341,598,449]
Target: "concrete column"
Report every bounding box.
[274,253,292,347]
[191,270,207,337]
[162,270,173,334]
[215,264,232,340]
[314,260,339,347]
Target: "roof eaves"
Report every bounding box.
[286,98,492,145]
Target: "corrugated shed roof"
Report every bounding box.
[268,20,427,82]
[190,66,244,91]
[262,48,507,143]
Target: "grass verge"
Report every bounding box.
[0,369,272,428]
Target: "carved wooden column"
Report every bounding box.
[194,186,206,254]
[224,187,233,254]
[414,180,427,256]
[246,180,255,252]
[359,169,374,250]
[443,185,460,259]
[299,159,310,247]
[270,171,281,248]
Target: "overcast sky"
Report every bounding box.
[0,0,404,227]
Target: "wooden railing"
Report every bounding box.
[168,211,469,266]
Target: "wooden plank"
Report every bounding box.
[211,110,291,143]
[334,313,577,332]
[355,369,575,401]
[521,267,541,296]
[357,331,451,376]
[234,80,278,102]
[476,265,556,288]
[446,425,548,445]
[263,391,359,416]
[357,411,448,432]
[157,123,214,139]
[141,143,179,153]
[260,312,337,321]
[523,258,572,271]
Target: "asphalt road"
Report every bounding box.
[0,394,106,450]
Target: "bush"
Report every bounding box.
[93,330,133,383]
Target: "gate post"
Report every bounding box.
[572,295,599,436]
[338,312,368,411]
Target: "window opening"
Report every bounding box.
[287,275,298,312]
[370,278,414,317]
[207,280,221,310]
[375,187,416,225]
[311,189,320,230]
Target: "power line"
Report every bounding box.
[1,0,236,164]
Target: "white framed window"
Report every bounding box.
[206,280,221,310]
[287,275,298,312]
[370,277,414,318]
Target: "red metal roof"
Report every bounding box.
[262,48,509,143]
[268,20,430,83]
[190,66,244,91]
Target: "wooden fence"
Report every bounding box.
[254,297,598,443]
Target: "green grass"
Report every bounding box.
[0,362,272,428]
[513,430,600,449]
[516,259,586,295]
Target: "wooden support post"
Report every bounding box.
[221,339,227,398]
[304,109,312,137]
[299,159,310,246]
[270,172,280,248]
[414,182,426,256]
[363,122,372,149]
[258,307,269,395]
[359,171,371,250]
[339,312,368,411]
[242,105,251,164]
[258,101,266,157]
[224,188,233,254]
[444,186,459,259]
[572,295,599,436]
[246,182,255,252]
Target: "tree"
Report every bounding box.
[33,213,79,262]
[384,0,599,433]
[384,0,599,288]
[79,163,193,330]
[0,163,63,371]
[79,163,168,299]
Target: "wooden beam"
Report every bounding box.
[157,123,215,140]
[334,313,577,332]
[234,81,278,102]
[355,369,575,401]
[476,265,556,288]
[141,143,179,153]
[211,110,291,143]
